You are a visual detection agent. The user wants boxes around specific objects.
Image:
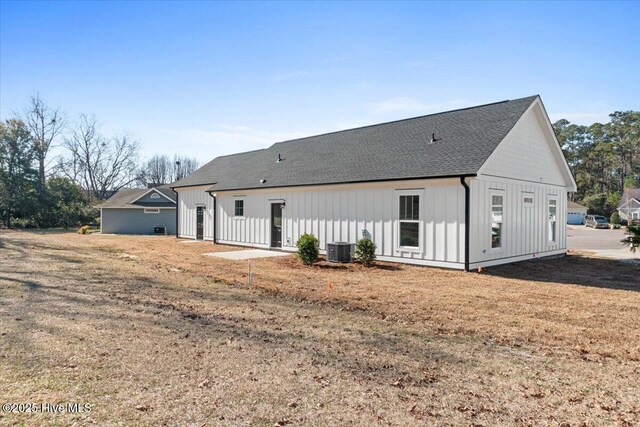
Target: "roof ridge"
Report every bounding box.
[270,95,539,148]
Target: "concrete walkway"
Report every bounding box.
[203,249,292,260]
[567,225,639,264]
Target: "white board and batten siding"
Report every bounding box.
[469,177,566,269]
[176,185,215,240]
[215,178,467,269]
[470,98,572,268]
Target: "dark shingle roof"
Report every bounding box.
[171,96,539,192]
[97,186,176,209]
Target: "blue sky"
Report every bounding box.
[1,1,638,162]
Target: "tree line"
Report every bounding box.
[553,111,639,217]
[1,95,199,228]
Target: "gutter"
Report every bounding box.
[460,176,471,272]
[207,173,477,193]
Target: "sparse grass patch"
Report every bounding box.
[1,229,639,425]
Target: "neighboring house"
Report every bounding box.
[97,187,177,235]
[567,201,588,225]
[171,95,576,270]
[618,188,640,224]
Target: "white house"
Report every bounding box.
[171,95,576,270]
[618,188,640,224]
[567,200,588,225]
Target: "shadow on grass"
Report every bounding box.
[485,254,639,292]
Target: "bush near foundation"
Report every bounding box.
[296,233,319,265]
[354,237,377,267]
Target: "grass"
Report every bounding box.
[1,230,639,425]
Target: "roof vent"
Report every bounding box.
[260,179,267,184]
[430,133,440,144]
[276,153,282,163]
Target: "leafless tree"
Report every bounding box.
[138,154,199,186]
[18,94,66,191]
[59,115,140,199]
[138,154,171,187]
[172,155,199,181]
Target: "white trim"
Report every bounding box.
[547,196,558,243]
[533,98,578,191]
[477,98,577,192]
[618,198,640,209]
[489,189,505,253]
[213,239,466,269]
[129,188,176,204]
[470,249,566,269]
[234,199,245,217]
[396,190,423,253]
[100,206,175,210]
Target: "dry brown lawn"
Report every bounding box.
[1,229,639,426]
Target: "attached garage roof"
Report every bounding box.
[171,96,540,192]
[96,187,176,209]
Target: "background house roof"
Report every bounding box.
[172,96,539,192]
[568,201,588,210]
[97,186,177,209]
[620,188,640,207]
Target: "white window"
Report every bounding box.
[150,193,161,199]
[491,194,504,249]
[235,200,244,216]
[633,212,639,220]
[548,198,557,242]
[144,208,160,214]
[399,195,419,248]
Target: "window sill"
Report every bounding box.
[398,245,421,253]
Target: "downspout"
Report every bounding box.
[175,192,179,238]
[207,191,217,244]
[460,176,470,272]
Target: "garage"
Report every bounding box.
[97,187,177,235]
[567,201,588,225]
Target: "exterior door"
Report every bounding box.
[196,206,204,240]
[270,203,282,248]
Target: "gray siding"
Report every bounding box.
[101,208,176,235]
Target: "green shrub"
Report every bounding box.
[610,211,620,225]
[354,237,377,267]
[296,233,319,265]
[78,225,90,234]
[624,226,640,253]
[10,217,37,228]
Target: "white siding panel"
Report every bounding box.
[469,175,567,267]
[176,186,214,240]
[214,178,465,266]
[480,106,566,186]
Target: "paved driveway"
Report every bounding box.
[567,225,638,261]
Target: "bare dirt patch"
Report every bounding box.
[1,230,639,425]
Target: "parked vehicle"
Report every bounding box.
[585,215,609,229]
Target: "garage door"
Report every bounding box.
[567,212,584,225]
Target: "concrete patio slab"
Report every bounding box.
[203,249,292,260]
